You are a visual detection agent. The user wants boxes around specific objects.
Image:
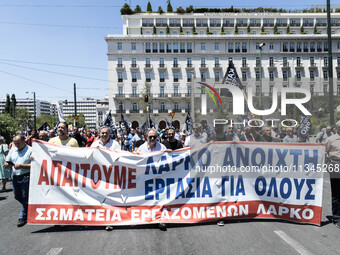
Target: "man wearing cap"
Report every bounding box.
[3,135,32,227]
[325,120,340,229]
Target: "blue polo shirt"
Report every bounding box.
[7,144,32,176]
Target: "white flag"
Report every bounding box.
[56,101,66,123]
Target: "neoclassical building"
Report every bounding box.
[105,10,340,129]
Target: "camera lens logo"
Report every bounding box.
[198,82,222,115]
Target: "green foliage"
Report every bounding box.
[153,25,156,34]
[274,24,278,34]
[192,25,196,33]
[300,25,304,34]
[180,25,183,33]
[176,7,185,14]
[166,24,170,34]
[146,2,152,12]
[314,25,317,34]
[234,24,238,34]
[15,107,31,131]
[158,6,164,14]
[221,26,224,33]
[140,27,143,35]
[247,24,250,34]
[167,1,173,13]
[261,25,264,33]
[4,94,10,114]
[0,113,18,143]
[36,113,55,129]
[186,5,194,13]
[65,113,86,128]
[134,5,142,13]
[120,3,133,15]
[10,94,17,117]
[286,25,290,34]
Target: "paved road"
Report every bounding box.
[0,173,339,255]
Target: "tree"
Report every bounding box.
[166,24,170,34]
[134,5,142,13]
[36,113,54,129]
[300,25,304,34]
[314,25,318,34]
[176,7,185,14]
[286,25,290,34]
[147,2,152,12]
[186,5,194,13]
[274,24,278,34]
[15,107,31,131]
[158,6,164,14]
[261,25,265,33]
[247,24,250,34]
[65,113,86,129]
[10,94,17,118]
[0,113,18,143]
[234,24,238,34]
[180,25,183,34]
[120,3,133,15]
[192,24,196,34]
[167,1,173,13]
[153,25,156,34]
[4,94,10,114]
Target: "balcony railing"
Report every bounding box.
[156,23,167,27]
[224,23,234,27]
[169,23,180,27]
[210,23,221,27]
[142,23,153,27]
[197,23,208,27]
[130,109,139,113]
[183,23,194,27]
[159,109,167,113]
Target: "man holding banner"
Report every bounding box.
[4,135,32,227]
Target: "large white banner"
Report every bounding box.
[28,140,325,225]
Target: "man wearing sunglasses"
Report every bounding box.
[137,129,167,154]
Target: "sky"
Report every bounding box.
[0,0,330,102]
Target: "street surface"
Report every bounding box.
[0,172,339,255]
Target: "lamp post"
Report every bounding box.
[259,43,265,110]
[190,71,195,126]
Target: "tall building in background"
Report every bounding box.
[106,9,339,129]
[0,98,51,117]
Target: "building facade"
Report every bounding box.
[106,11,340,129]
[0,98,51,117]
[61,98,109,129]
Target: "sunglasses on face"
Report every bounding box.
[148,136,157,139]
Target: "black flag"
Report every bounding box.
[38,122,51,131]
[104,110,117,139]
[220,60,243,97]
[121,114,131,134]
[298,115,311,142]
[147,111,155,129]
[140,122,147,134]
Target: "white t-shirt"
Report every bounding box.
[137,142,167,154]
[184,134,207,147]
[91,139,121,151]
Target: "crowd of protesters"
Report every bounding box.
[1,121,340,229]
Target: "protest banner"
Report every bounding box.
[28,140,325,226]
